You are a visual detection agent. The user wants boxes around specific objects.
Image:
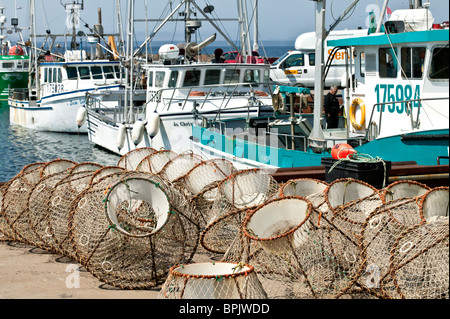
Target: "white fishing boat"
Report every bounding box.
[8,0,127,133]
[190,1,449,169]
[85,0,273,155]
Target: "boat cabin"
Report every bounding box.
[328,27,449,140]
[38,61,123,98]
[144,63,271,103]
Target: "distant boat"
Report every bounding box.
[0,7,30,101]
[7,1,127,132]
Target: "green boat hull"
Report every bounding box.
[0,71,28,100]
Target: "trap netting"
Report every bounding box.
[47,169,104,257]
[419,187,449,222]
[1,163,43,241]
[279,178,328,198]
[136,149,178,174]
[68,173,200,289]
[89,166,127,186]
[338,197,424,298]
[381,180,431,202]
[159,262,267,299]
[25,170,77,250]
[388,217,449,299]
[117,147,157,170]
[200,208,248,255]
[159,152,204,185]
[69,162,104,174]
[1,160,76,243]
[178,159,237,229]
[207,169,280,225]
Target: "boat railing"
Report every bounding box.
[145,81,272,112]
[366,96,450,140]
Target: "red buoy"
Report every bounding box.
[331,143,356,160]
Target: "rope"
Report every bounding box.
[328,152,388,188]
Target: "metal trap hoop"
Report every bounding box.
[69,162,104,174]
[117,147,157,170]
[135,149,178,174]
[381,180,431,203]
[159,262,266,299]
[159,152,204,183]
[280,178,328,198]
[40,159,77,178]
[419,187,449,222]
[325,178,379,212]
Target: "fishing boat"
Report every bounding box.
[8,0,126,133]
[85,0,274,155]
[0,6,29,100]
[189,2,449,169]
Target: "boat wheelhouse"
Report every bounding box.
[86,60,273,155]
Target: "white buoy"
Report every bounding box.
[146,112,160,138]
[131,119,145,145]
[76,106,87,127]
[116,123,126,150]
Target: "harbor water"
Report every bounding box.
[0,100,120,182]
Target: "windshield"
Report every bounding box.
[271,52,290,67]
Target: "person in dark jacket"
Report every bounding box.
[324,85,341,129]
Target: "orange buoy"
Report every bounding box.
[331,143,356,160]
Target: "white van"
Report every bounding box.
[270,29,368,88]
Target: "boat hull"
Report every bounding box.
[0,71,28,100]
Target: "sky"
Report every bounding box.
[1,0,449,47]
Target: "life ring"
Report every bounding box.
[350,98,366,131]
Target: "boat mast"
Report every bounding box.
[125,0,135,123]
[253,0,259,52]
[309,0,327,152]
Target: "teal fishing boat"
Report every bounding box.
[189,3,449,169]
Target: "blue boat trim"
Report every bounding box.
[192,125,450,167]
[328,29,449,47]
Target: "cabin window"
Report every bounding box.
[155,71,165,87]
[91,66,103,80]
[114,66,121,79]
[48,68,53,83]
[224,69,241,84]
[285,54,304,68]
[401,47,426,79]
[52,68,57,83]
[79,67,91,80]
[244,69,260,85]
[24,61,29,69]
[183,70,201,87]
[309,53,315,66]
[67,67,78,80]
[57,69,62,83]
[2,62,13,68]
[360,52,366,77]
[147,71,153,87]
[168,71,179,88]
[204,69,221,85]
[379,48,398,78]
[103,66,115,79]
[429,47,449,80]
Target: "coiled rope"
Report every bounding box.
[328,152,388,188]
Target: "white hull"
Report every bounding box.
[9,86,123,133]
[87,107,262,156]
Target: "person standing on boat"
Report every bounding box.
[324,85,341,129]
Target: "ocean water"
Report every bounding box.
[0,101,120,182]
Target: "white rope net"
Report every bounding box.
[136,150,178,174]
